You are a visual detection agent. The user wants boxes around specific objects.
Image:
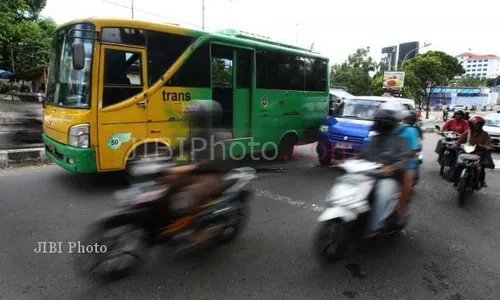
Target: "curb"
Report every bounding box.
[0,147,48,168]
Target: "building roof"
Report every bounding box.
[457,52,498,59]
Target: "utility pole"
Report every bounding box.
[131,0,134,18]
[202,0,205,30]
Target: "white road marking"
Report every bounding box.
[253,188,326,213]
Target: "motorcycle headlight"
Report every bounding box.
[368,131,378,137]
[68,124,89,148]
[319,125,329,133]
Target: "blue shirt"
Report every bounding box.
[393,124,420,169]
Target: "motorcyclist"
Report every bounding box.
[452,116,493,187]
[359,106,409,238]
[162,100,236,241]
[441,110,469,134]
[435,110,469,162]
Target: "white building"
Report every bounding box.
[456,52,500,79]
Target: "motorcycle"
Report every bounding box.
[75,158,256,281]
[435,126,458,179]
[443,109,449,122]
[313,159,406,263]
[455,144,487,207]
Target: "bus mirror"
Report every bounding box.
[72,43,85,71]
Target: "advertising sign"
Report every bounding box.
[383,71,405,89]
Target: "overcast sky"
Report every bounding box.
[41,0,500,64]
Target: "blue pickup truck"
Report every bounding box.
[316,96,418,165]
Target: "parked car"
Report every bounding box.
[483,113,500,150]
[317,96,417,165]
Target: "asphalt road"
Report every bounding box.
[1,136,500,300]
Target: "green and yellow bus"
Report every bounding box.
[42,18,329,173]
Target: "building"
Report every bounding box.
[456,52,500,79]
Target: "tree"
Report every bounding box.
[453,76,486,88]
[0,0,53,72]
[404,51,465,118]
[330,48,377,95]
[486,75,500,87]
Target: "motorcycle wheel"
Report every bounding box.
[313,220,349,263]
[74,223,148,281]
[457,177,467,207]
[439,156,448,176]
[217,199,249,244]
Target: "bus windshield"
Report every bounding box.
[45,23,95,108]
[333,99,383,120]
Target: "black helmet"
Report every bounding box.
[455,110,465,117]
[184,100,222,129]
[402,110,417,124]
[372,107,400,134]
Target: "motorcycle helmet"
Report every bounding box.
[184,100,222,129]
[372,106,400,134]
[402,110,417,125]
[469,116,485,133]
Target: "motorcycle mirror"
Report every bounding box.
[435,125,440,130]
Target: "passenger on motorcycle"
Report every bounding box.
[394,110,422,200]
[359,107,409,238]
[452,116,494,187]
[163,100,236,241]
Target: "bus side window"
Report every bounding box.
[165,44,210,88]
[102,49,143,108]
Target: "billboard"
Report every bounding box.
[383,71,405,89]
[398,41,419,62]
[381,45,397,70]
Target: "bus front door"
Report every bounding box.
[97,45,148,170]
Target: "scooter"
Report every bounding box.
[75,158,256,281]
[435,125,458,179]
[455,144,487,207]
[313,159,406,263]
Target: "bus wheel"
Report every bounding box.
[276,134,298,162]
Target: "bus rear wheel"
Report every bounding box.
[276,134,298,162]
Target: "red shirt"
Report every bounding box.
[442,118,469,134]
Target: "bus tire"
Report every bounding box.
[276,134,298,162]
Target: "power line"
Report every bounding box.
[100,0,203,29]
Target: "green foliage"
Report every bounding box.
[330,47,376,95]
[403,51,465,117]
[0,0,54,73]
[486,76,500,87]
[453,76,486,88]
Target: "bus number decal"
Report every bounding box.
[107,133,132,150]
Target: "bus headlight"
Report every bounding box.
[68,124,89,148]
[320,125,329,133]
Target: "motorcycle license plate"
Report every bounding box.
[335,142,352,149]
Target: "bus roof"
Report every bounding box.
[56,18,328,59]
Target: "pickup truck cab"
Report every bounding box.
[317,96,417,165]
